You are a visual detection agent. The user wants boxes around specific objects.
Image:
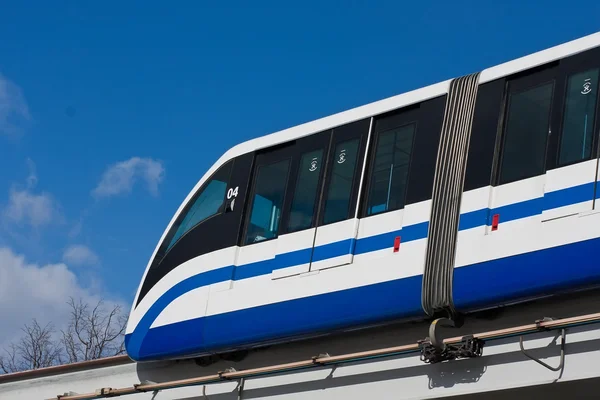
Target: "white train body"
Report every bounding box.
[125,32,600,362]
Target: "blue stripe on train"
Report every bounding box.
[229,180,591,286]
[454,234,600,309]
[126,236,600,361]
[543,182,594,211]
[134,275,424,361]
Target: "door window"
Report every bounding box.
[287,149,325,232]
[559,68,599,166]
[245,159,290,244]
[499,82,554,184]
[322,139,360,224]
[366,123,415,215]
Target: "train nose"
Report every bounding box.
[125,319,208,361]
[124,334,139,361]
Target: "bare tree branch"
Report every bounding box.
[1,297,128,373]
[60,297,128,363]
[0,344,19,373]
[0,320,61,373]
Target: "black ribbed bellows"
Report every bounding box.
[422,72,481,319]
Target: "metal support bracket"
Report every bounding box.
[428,317,456,351]
[519,328,566,372]
[535,316,556,329]
[420,318,484,364]
[237,377,245,400]
[218,367,237,380]
[311,353,330,364]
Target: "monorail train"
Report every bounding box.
[125,32,600,362]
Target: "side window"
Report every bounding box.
[558,69,599,166]
[366,123,415,215]
[498,82,554,184]
[464,81,505,191]
[322,139,360,224]
[287,149,324,232]
[165,161,232,250]
[245,159,290,244]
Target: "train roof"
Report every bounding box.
[220,31,600,168]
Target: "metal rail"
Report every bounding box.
[0,355,132,384]
[41,311,600,400]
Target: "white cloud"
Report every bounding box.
[0,72,30,137]
[2,158,61,229]
[0,247,124,346]
[92,157,165,198]
[63,245,99,266]
[3,187,59,227]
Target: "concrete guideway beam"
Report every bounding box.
[1,310,599,400]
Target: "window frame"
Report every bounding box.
[552,47,600,170]
[316,119,370,227]
[157,159,234,260]
[285,147,327,234]
[319,137,363,225]
[495,64,558,186]
[241,154,293,246]
[551,48,600,169]
[365,121,417,217]
[555,67,600,168]
[361,107,419,218]
[239,130,337,247]
[492,48,600,184]
[464,80,506,191]
[166,179,229,251]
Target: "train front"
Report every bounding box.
[124,150,253,361]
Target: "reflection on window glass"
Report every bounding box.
[367,123,415,215]
[166,162,231,250]
[559,69,599,165]
[245,159,290,244]
[323,139,360,224]
[288,149,324,232]
[499,82,554,184]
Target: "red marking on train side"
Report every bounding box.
[491,214,500,231]
[393,236,401,252]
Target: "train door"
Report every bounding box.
[235,131,331,280]
[309,118,371,271]
[542,47,600,221]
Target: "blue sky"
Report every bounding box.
[1,1,599,340]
